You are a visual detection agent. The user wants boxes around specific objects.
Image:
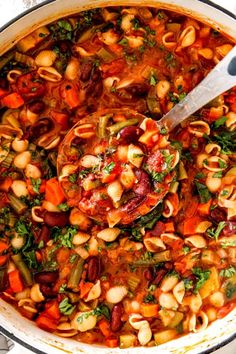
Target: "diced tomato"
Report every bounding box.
[146,150,164,173]
[51,110,69,130]
[16,71,45,100]
[45,301,60,320]
[101,58,126,78]
[60,82,80,109]
[1,92,24,108]
[175,128,191,148]
[8,270,24,293]
[36,314,58,332]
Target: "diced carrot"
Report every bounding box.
[0,255,8,266]
[35,251,42,262]
[51,110,69,130]
[45,301,60,320]
[1,92,24,109]
[164,222,175,233]
[98,318,112,338]
[45,177,65,206]
[36,314,58,331]
[140,303,159,317]
[8,269,24,293]
[105,337,119,348]
[56,248,71,264]
[101,172,116,184]
[217,303,236,319]
[108,44,123,54]
[198,199,212,216]
[79,281,93,299]
[0,177,13,192]
[0,241,9,253]
[182,216,202,235]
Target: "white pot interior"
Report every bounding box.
[0,1,236,353]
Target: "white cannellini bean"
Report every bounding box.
[79,154,100,168]
[14,151,31,169]
[71,311,97,332]
[35,50,57,67]
[30,284,45,302]
[97,228,120,242]
[106,285,128,303]
[72,231,90,245]
[11,180,28,197]
[173,281,185,304]
[25,164,41,179]
[107,180,123,203]
[12,138,28,152]
[65,57,80,80]
[160,275,179,292]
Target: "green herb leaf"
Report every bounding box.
[214,116,227,128]
[207,221,226,241]
[69,173,78,183]
[182,246,190,255]
[143,294,156,303]
[58,203,70,212]
[150,74,157,86]
[225,282,236,299]
[59,298,76,315]
[59,284,67,293]
[212,171,223,178]
[192,268,211,293]
[93,304,110,320]
[103,162,115,175]
[220,266,236,278]
[195,181,211,203]
[52,226,78,248]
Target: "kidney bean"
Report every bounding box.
[121,195,145,213]
[37,225,50,244]
[35,271,59,284]
[87,256,100,282]
[0,77,8,90]
[111,303,124,332]
[153,269,167,286]
[222,222,236,236]
[44,211,69,227]
[39,284,57,298]
[28,100,45,114]
[125,83,149,97]
[80,62,93,82]
[144,267,154,281]
[133,170,151,195]
[210,207,227,222]
[119,126,143,144]
[151,221,166,236]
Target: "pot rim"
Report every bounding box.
[0,1,235,353]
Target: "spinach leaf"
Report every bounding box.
[195,181,211,203]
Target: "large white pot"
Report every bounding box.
[0,1,236,353]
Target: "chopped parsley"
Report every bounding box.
[52,226,78,248]
[30,178,42,194]
[103,162,115,175]
[214,116,227,128]
[182,246,190,255]
[194,181,211,203]
[68,173,78,183]
[58,203,70,212]
[143,294,156,303]
[132,18,140,30]
[59,284,67,293]
[150,74,157,86]
[59,298,76,315]
[192,268,211,293]
[220,266,236,278]
[225,282,236,299]
[212,171,223,178]
[207,221,226,241]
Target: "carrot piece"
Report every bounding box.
[79,281,93,299]
[45,301,60,320]
[45,177,65,206]
[51,110,69,130]
[8,269,24,293]
[98,319,112,338]
[140,303,159,317]
[198,199,212,216]
[0,255,8,266]
[164,222,175,233]
[0,177,13,192]
[36,314,58,331]
[56,248,71,263]
[105,337,119,348]
[1,92,24,108]
[182,216,202,235]
[0,241,9,253]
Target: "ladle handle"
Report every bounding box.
[159,46,236,131]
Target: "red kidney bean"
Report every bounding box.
[210,207,227,222]
[44,211,69,227]
[222,222,236,236]
[87,256,100,282]
[153,269,167,286]
[119,126,143,144]
[144,267,154,281]
[151,221,166,236]
[80,62,93,82]
[111,303,124,332]
[35,271,59,284]
[28,100,45,114]
[39,284,57,297]
[121,195,145,213]
[37,225,50,244]
[133,170,151,195]
[125,83,149,97]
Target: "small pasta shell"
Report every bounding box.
[188,120,210,137]
[173,281,185,304]
[127,144,144,168]
[156,80,170,99]
[121,14,135,31]
[106,285,128,304]
[31,206,44,223]
[205,172,222,193]
[179,26,196,47]
[88,236,99,256]
[119,165,136,189]
[160,233,181,246]
[125,35,144,48]
[160,275,179,292]
[59,164,78,182]
[138,323,152,346]
[107,180,123,203]
[99,30,120,45]
[226,111,236,131]
[189,311,208,333]
[162,199,174,218]
[97,228,120,242]
[30,283,45,302]
[71,311,97,332]
[74,123,96,139]
[84,280,101,302]
[7,69,22,83]
[203,156,228,172]
[198,48,213,59]
[75,246,90,259]
[25,164,41,179]
[162,32,176,49]
[195,221,212,233]
[42,200,59,212]
[69,208,91,230]
[129,314,146,330]
[144,237,166,252]
[72,231,90,245]
[35,50,57,67]
[12,138,28,152]
[185,235,207,248]
[107,209,122,228]
[37,66,62,82]
[196,153,209,168]
[205,143,221,155]
[159,292,178,310]
[189,293,202,313]
[15,289,31,300]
